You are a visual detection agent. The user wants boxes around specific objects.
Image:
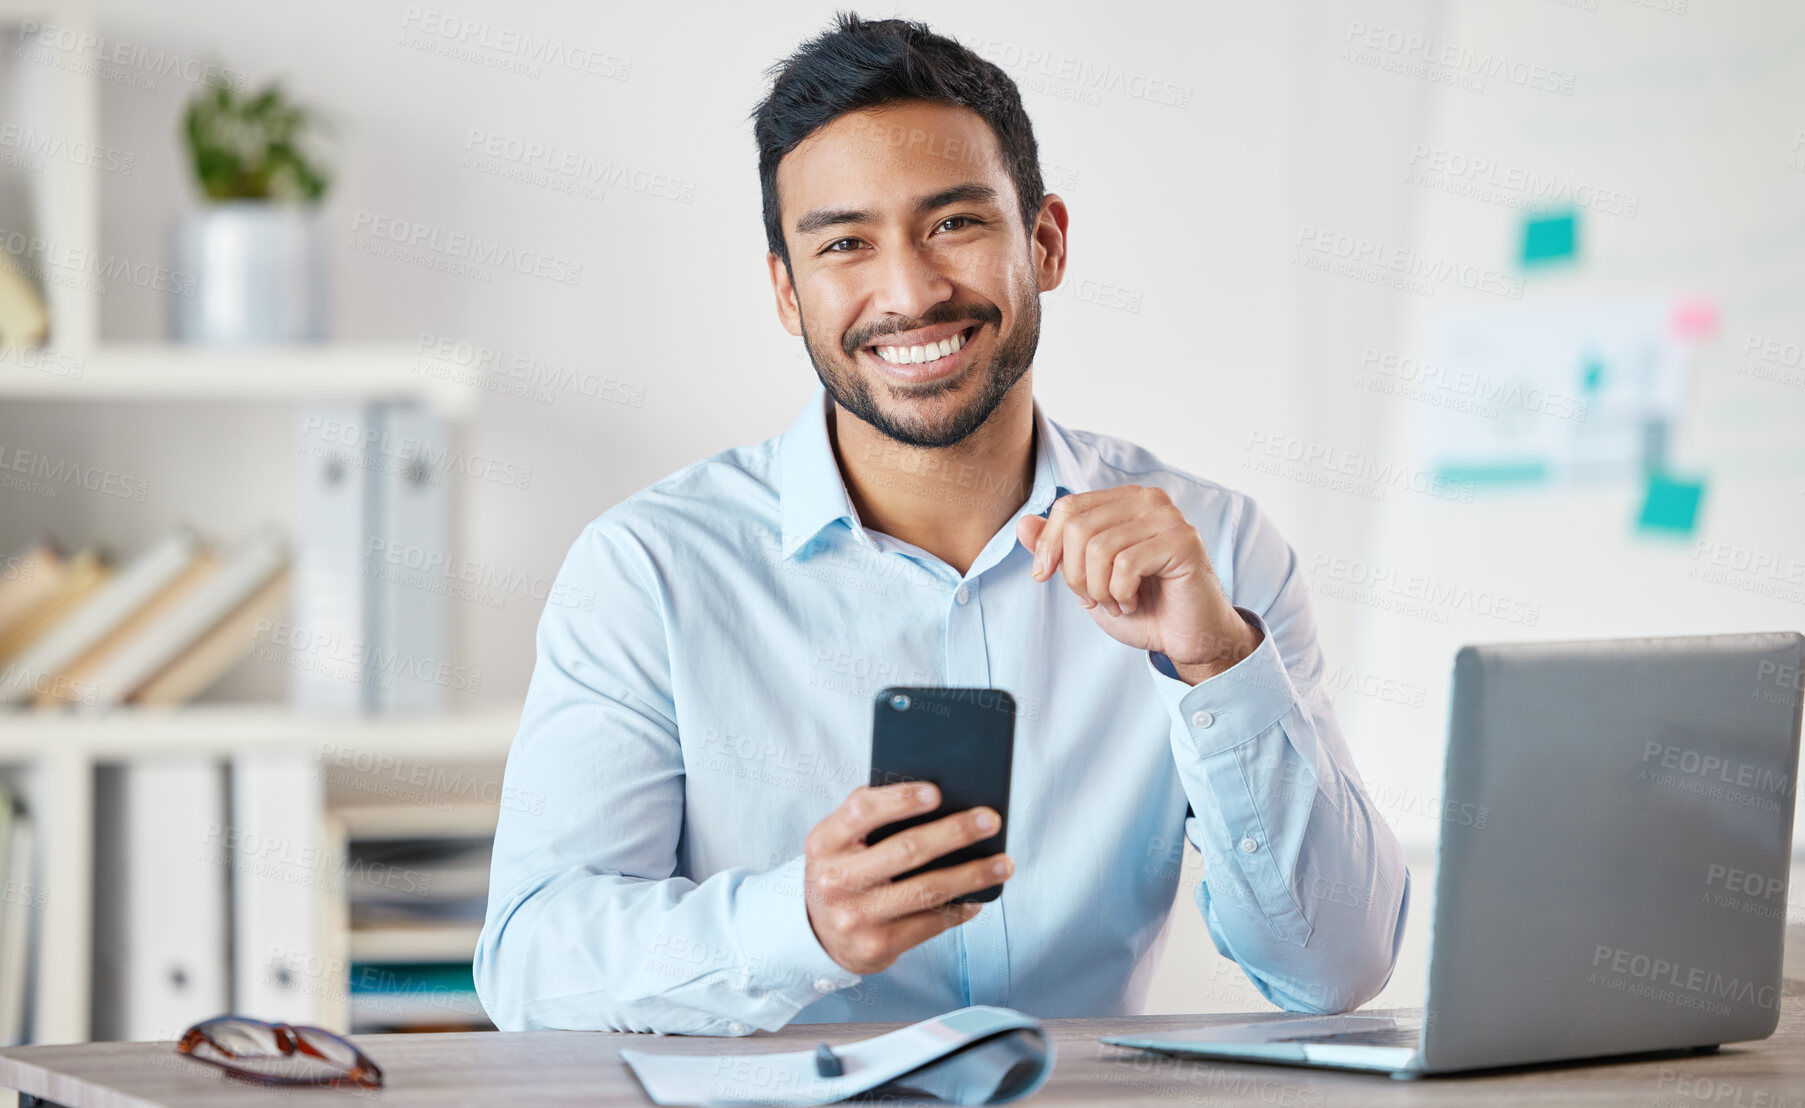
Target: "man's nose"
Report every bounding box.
[868,242,954,323]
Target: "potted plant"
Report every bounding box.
[172,78,332,343]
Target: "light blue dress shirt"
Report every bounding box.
[475,383,1411,1035]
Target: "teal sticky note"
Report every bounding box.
[1581,355,1603,393]
[1637,473,1705,535]
[1522,211,1577,265]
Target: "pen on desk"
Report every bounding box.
[814,1042,843,1077]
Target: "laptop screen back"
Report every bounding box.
[1421,632,1803,1073]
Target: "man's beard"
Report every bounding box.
[799,285,1040,450]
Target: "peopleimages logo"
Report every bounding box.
[1244,429,1476,504]
[1293,224,1525,300]
[255,620,484,694]
[0,224,197,298]
[460,129,695,204]
[0,123,135,174]
[0,442,149,502]
[1405,144,1639,218]
[348,209,583,287]
[1356,348,1591,422]
[1308,553,1541,626]
[398,6,631,80]
[1739,332,1805,391]
[298,413,534,490]
[1341,22,1577,96]
[1640,742,1794,797]
[317,743,543,814]
[10,20,249,90]
[1591,945,1778,1013]
[1705,863,1785,903]
[364,536,594,612]
[967,39,1195,109]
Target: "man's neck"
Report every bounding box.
[829,383,1037,578]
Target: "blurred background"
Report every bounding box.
[0,0,1800,1060]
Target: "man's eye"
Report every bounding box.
[822,238,861,254]
[936,216,979,233]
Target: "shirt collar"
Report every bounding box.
[778,381,1082,562]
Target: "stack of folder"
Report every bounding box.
[344,830,495,1033]
[0,526,291,710]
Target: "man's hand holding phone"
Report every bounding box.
[802,782,1014,975]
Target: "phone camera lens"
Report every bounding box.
[889,693,911,712]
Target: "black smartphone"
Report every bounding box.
[867,685,1016,903]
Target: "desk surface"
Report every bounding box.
[5,990,1805,1108]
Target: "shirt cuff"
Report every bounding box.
[734,853,863,1023]
[1148,609,1318,946]
[1147,608,1299,756]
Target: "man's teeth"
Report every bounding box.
[876,329,967,366]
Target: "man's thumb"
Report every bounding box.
[1016,514,1046,550]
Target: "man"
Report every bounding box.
[475,13,1409,1035]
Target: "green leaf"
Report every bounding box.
[179,70,331,203]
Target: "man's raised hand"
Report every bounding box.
[1015,484,1261,682]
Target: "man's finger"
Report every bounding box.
[1046,497,1142,593]
[872,853,1014,920]
[819,782,938,853]
[1015,514,1046,564]
[1081,518,1166,615]
[882,899,984,952]
[865,806,1000,885]
[831,805,1001,894]
[1031,490,1107,578]
[1107,532,1187,614]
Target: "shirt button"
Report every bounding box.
[728,1021,749,1035]
[955,585,970,605]
[814,976,838,994]
[1240,837,1260,854]
[1191,710,1214,728]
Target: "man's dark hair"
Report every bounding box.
[752,12,1045,272]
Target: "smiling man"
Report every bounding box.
[475,13,1409,1035]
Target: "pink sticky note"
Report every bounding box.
[1670,298,1718,340]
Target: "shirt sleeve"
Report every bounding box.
[474,517,861,1035]
[1144,494,1411,1014]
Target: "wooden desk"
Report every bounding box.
[4,989,1805,1108]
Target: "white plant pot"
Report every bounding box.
[171,202,327,343]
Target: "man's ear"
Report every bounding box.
[1032,194,1070,294]
[768,251,803,337]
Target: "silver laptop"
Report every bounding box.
[1103,631,1804,1077]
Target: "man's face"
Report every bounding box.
[770,101,1053,449]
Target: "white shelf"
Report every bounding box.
[351,924,483,963]
[337,802,501,838]
[0,703,520,759]
[0,343,476,416]
[0,706,518,1044]
[0,0,488,1048]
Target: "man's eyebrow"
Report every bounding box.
[794,206,872,237]
[792,183,1001,238]
[914,183,998,214]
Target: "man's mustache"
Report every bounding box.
[842,302,1003,355]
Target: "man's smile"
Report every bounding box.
[861,322,982,384]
